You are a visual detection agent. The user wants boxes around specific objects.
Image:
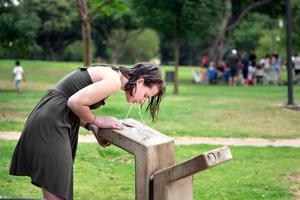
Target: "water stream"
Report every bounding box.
[125,104,134,120]
[124,103,146,124]
[138,105,145,124]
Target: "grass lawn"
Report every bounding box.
[0,140,299,200]
[0,59,300,139]
[1,59,299,199]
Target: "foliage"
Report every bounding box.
[230,0,300,58]
[92,2,139,60]
[0,1,40,57]
[230,13,271,52]
[0,0,299,65]
[119,28,160,63]
[230,12,286,59]
[61,41,84,61]
[21,0,79,60]
[181,0,224,42]
[131,0,221,44]
[230,0,285,25]
[255,27,286,59]
[245,0,285,18]
[76,0,131,65]
[92,0,129,16]
[106,28,129,63]
[61,40,96,62]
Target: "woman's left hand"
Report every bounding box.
[94,116,124,130]
[90,124,111,148]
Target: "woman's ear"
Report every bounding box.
[137,78,144,85]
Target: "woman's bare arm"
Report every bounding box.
[67,72,122,129]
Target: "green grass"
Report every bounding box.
[0,140,299,199]
[1,59,300,138]
[1,60,299,199]
[0,59,77,83]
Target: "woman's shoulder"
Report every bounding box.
[87,66,121,87]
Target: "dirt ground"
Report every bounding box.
[1,132,300,147]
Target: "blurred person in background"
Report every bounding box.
[227,49,240,86]
[12,60,25,93]
[241,52,249,85]
[271,53,282,85]
[293,53,300,85]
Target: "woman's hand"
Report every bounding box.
[94,116,124,130]
[90,124,111,148]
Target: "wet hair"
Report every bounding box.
[115,62,166,122]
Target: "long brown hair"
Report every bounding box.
[115,62,166,122]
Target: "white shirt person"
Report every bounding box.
[12,60,25,93]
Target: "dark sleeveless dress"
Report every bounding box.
[9,67,105,200]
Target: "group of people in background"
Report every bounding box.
[194,50,300,86]
[227,50,283,86]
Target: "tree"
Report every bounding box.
[21,0,79,60]
[208,0,285,64]
[76,0,128,66]
[0,0,40,58]
[92,7,140,62]
[230,13,277,53]
[132,0,222,94]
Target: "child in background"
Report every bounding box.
[247,64,256,86]
[12,60,25,93]
[255,64,264,85]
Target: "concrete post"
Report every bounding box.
[98,118,175,200]
[152,146,232,200]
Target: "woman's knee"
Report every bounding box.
[42,188,65,200]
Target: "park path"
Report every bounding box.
[1,132,300,147]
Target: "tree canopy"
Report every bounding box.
[0,0,299,64]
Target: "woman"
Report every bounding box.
[9,62,165,200]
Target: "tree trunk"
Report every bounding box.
[208,0,231,65]
[77,0,92,66]
[83,21,92,66]
[173,36,180,95]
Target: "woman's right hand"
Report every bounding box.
[89,124,111,148]
[94,116,124,130]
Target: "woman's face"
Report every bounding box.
[125,78,159,104]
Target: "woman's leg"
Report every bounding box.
[42,188,65,200]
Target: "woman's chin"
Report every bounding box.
[128,100,138,104]
[126,98,134,103]
[125,96,137,104]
